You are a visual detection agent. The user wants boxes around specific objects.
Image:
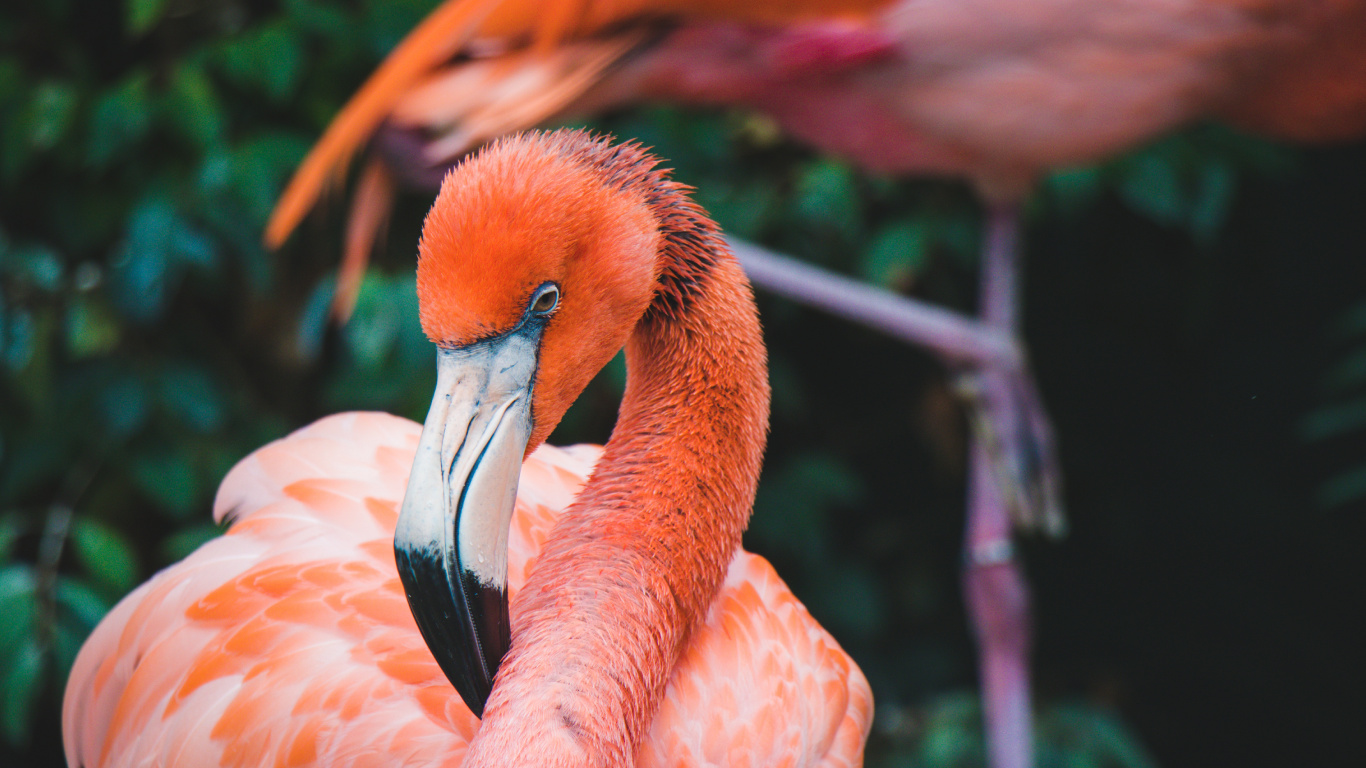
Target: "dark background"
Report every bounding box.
[2,2,1364,766]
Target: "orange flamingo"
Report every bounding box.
[63,131,873,767]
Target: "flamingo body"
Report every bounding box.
[64,412,872,768]
[265,0,1366,318]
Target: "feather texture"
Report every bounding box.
[63,412,872,768]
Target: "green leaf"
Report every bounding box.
[223,133,311,221]
[0,638,44,746]
[694,179,778,239]
[160,523,223,563]
[285,0,353,37]
[215,22,304,101]
[750,453,865,560]
[126,0,170,35]
[1040,704,1159,768]
[54,620,86,687]
[861,218,926,288]
[1332,300,1366,339]
[131,451,200,519]
[1300,396,1366,441]
[88,71,152,167]
[4,243,64,291]
[159,363,226,433]
[0,566,37,661]
[1317,465,1366,508]
[295,274,334,361]
[98,372,150,437]
[918,693,984,768]
[345,273,404,369]
[804,565,885,640]
[109,196,218,321]
[1118,151,1186,228]
[26,81,79,151]
[55,577,111,632]
[108,199,174,319]
[0,514,24,560]
[2,308,35,372]
[163,63,225,148]
[364,0,446,56]
[1320,346,1366,394]
[795,159,861,238]
[936,208,982,265]
[1188,161,1235,242]
[66,297,121,358]
[1046,165,1104,214]
[54,578,111,679]
[71,517,140,597]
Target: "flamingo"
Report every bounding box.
[62,130,873,767]
[265,0,1366,316]
[259,3,1366,767]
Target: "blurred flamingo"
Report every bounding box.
[263,2,1366,767]
[266,0,1366,314]
[63,131,872,767]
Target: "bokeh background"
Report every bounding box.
[2,2,1364,767]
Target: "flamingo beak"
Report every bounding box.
[394,326,540,718]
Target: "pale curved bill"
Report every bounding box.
[394,329,539,718]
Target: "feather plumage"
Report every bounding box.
[64,412,871,768]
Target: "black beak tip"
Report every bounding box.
[394,545,511,719]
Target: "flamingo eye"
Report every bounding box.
[531,285,559,315]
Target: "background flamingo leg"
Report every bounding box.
[962,205,1036,768]
[732,209,1057,768]
[725,237,1020,368]
[734,206,1059,768]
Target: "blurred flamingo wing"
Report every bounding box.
[264,0,892,251]
[64,412,871,767]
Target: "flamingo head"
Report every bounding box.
[394,130,666,719]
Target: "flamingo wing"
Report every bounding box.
[63,412,871,767]
[265,0,890,249]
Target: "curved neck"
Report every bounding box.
[465,238,769,765]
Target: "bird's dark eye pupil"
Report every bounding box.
[533,288,558,313]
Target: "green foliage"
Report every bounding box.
[1303,299,1366,507]
[126,0,170,37]
[0,0,449,758]
[0,521,118,748]
[70,518,138,598]
[1042,124,1293,243]
[876,694,1158,768]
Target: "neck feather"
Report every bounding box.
[463,159,770,766]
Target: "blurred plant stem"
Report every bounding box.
[34,460,99,650]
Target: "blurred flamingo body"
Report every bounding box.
[65,132,873,767]
[268,0,1366,284]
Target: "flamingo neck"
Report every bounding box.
[464,206,770,766]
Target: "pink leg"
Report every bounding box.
[725,237,1019,368]
[964,205,1034,768]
